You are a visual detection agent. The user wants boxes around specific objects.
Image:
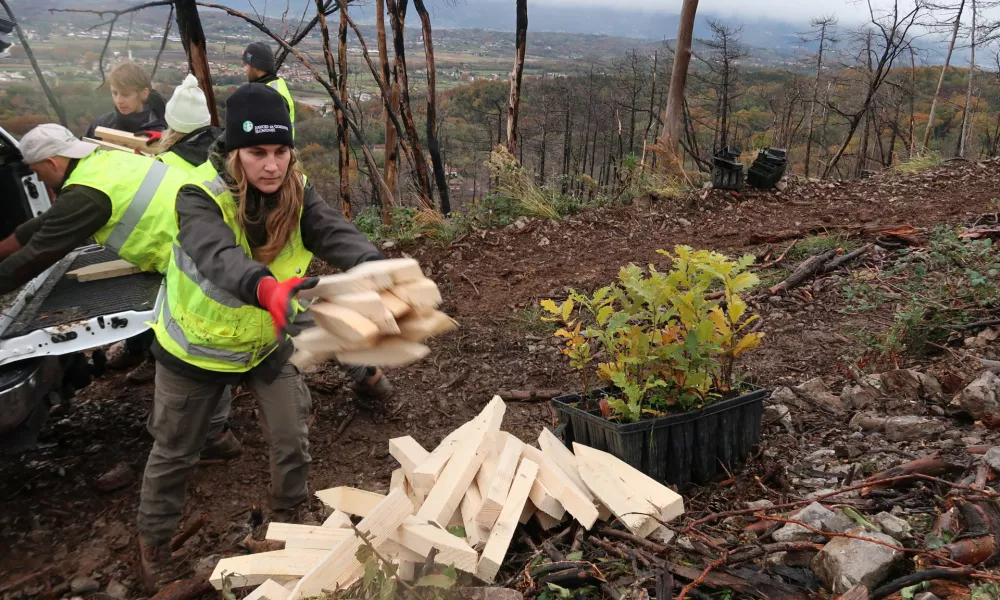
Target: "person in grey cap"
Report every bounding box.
[0,123,240,456]
[242,41,296,137]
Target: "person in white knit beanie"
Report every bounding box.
[153,74,221,172]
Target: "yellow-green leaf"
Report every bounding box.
[733,333,763,356]
[562,298,575,321]
[540,299,560,315]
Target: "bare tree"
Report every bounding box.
[506,0,528,156]
[658,0,698,171]
[697,21,747,151]
[801,16,838,177]
[922,0,965,153]
[376,0,397,225]
[412,0,450,214]
[958,0,976,156]
[174,0,219,126]
[1,0,67,126]
[821,0,921,178]
[337,2,351,217]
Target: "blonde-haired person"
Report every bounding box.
[86,62,166,138]
[152,74,222,170]
[135,83,389,592]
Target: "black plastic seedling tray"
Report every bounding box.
[553,388,768,487]
[712,147,745,191]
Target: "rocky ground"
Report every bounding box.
[4,158,1000,599]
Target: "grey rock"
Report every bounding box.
[764,404,794,433]
[772,502,852,542]
[677,217,692,228]
[850,411,886,432]
[983,447,1000,474]
[929,405,945,416]
[952,371,1000,418]
[804,448,836,463]
[914,593,943,600]
[884,416,946,442]
[746,499,774,510]
[463,588,525,600]
[70,577,99,595]
[874,512,912,540]
[795,377,846,414]
[105,579,127,599]
[917,372,944,400]
[770,386,798,406]
[879,369,927,401]
[841,382,880,410]
[811,527,901,594]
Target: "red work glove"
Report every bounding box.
[141,130,163,143]
[256,276,318,337]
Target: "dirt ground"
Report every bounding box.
[2,158,999,599]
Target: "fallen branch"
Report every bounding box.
[170,514,206,551]
[861,453,955,495]
[768,249,837,295]
[755,239,798,269]
[497,389,564,402]
[871,568,975,600]
[149,579,214,600]
[821,244,873,273]
[0,565,56,594]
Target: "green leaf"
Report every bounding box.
[540,298,560,315]
[567,550,584,561]
[415,574,457,589]
[447,525,467,538]
[380,575,397,600]
[546,583,574,600]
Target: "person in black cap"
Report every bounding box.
[134,83,390,592]
[242,41,296,137]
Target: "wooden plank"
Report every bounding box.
[287,489,413,599]
[396,561,417,582]
[574,443,684,522]
[83,137,137,154]
[314,486,400,517]
[477,459,539,582]
[330,291,400,335]
[283,534,420,563]
[390,279,442,310]
[349,258,424,285]
[94,126,151,150]
[519,499,536,525]
[379,290,412,319]
[389,436,430,476]
[411,421,474,490]
[475,445,498,493]
[291,327,345,355]
[267,522,354,543]
[521,445,598,529]
[460,481,490,550]
[210,549,325,589]
[528,479,567,520]
[537,428,594,501]
[573,443,659,538]
[391,519,479,573]
[309,303,380,347]
[298,271,393,300]
[416,397,506,526]
[66,259,142,282]
[535,510,565,530]
[322,509,353,529]
[476,434,523,528]
[289,348,333,372]
[336,338,430,368]
[243,579,289,600]
[397,310,458,342]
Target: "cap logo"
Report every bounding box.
[242,120,254,133]
[246,52,253,60]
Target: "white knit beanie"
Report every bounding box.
[165,74,211,134]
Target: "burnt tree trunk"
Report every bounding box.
[506,0,528,156]
[385,0,433,208]
[412,0,450,214]
[658,0,698,171]
[0,0,67,126]
[174,0,219,127]
[376,0,397,225]
[922,0,964,153]
[337,3,351,217]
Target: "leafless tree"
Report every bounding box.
[658,0,698,171]
[506,0,528,157]
[696,21,747,152]
[800,16,838,177]
[922,0,965,153]
[412,0,451,214]
[1,0,67,126]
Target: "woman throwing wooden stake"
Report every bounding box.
[136,83,388,592]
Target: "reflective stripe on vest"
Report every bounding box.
[266,78,295,138]
[103,160,169,253]
[172,244,243,309]
[159,292,260,364]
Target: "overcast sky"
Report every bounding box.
[518,0,992,26]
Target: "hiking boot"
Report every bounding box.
[125,359,155,385]
[106,348,145,371]
[201,429,243,461]
[270,501,322,526]
[137,534,175,594]
[351,368,394,410]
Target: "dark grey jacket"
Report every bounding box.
[152,141,383,382]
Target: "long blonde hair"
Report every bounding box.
[225,149,305,264]
[151,128,187,155]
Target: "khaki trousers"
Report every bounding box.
[136,361,312,543]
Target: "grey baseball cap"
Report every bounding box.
[20,123,97,164]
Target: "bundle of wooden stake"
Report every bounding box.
[210,397,685,599]
[289,258,457,371]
